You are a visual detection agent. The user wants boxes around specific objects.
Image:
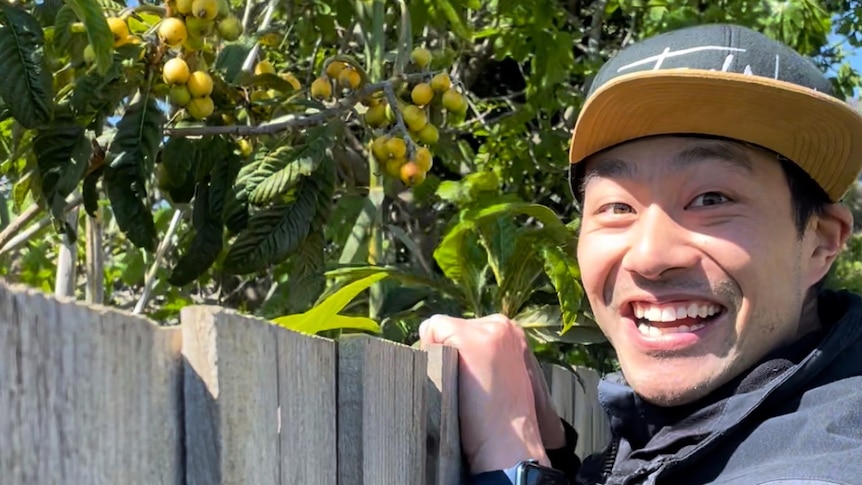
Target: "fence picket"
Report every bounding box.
[424,344,466,485]
[337,335,427,485]
[0,282,183,485]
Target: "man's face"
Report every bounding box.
[576,136,826,406]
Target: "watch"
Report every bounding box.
[514,459,569,485]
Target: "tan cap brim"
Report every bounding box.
[568,69,862,202]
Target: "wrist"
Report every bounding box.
[469,416,550,474]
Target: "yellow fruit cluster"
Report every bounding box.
[371,135,433,186]
[310,60,362,101]
[163,57,215,119]
[163,0,243,50]
[106,17,143,48]
[365,47,468,187]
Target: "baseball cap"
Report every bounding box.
[568,23,862,206]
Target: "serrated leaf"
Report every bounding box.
[247,124,336,205]
[539,243,584,334]
[0,3,54,129]
[223,176,318,274]
[104,93,164,251]
[108,93,164,175]
[159,136,196,190]
[271,272,388,335]
[32,117,90,224]
[65,0,113,75]
[168,181,224,286]
[103,164,156,251]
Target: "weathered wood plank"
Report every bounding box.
[337,335,427,485]
[276,321,337,485]
[578,367,610,454]
[0,281,183,485]
[424,344,466,485]
[182,306,279,485]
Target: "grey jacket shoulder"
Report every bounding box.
[693,331,862,485]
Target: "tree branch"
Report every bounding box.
[133,208,184,315]
[0,193,83,253]
[164,72,432,137]
[55,202,80,298]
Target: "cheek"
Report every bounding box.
[577,232,627,305]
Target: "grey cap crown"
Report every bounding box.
[588,24,834,98]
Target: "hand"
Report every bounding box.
[419,313,551,474]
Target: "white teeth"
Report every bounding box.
[645,307,661,321]
[676,307,687,319]
[635,306,645,319]
[637,321,708,336]
[661,308,677,322]
[687,303,699,318]
[698,305,709,318]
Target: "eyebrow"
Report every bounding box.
[579,139,755,195]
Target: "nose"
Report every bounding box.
[620,205,700,280]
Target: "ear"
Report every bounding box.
[805,203,853,285]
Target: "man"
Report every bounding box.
[419,23,862,484]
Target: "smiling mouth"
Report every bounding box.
[631,301,725,337]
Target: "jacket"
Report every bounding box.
[473,289,862,484]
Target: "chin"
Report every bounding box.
[621,360,728,407]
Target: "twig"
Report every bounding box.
[588,0,608,63]
[85,209,104,304]
[0,217,51,256]
[241,0,279,74]
[0,193,83,253]
[133,208,184,315]
[241,0,256,33]
[382,82,418,157]
[55,202,80,298]
[165,72,431,137]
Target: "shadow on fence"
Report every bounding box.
[0,280,610,484]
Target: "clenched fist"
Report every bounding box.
[419,314,559,474]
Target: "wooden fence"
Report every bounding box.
[0,280,610,484]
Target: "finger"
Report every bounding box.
[419,315,459,346]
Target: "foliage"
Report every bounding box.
[1,0,861,374]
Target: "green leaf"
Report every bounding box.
[0,3,54,129]
[214,40,254,85]
[159,137,196,190]
[324,265,464,302]
[271,272,388,335]
[223,175,318,274]
[108,94,164,175]
[433,224,487,315]
[248,143,328,205]
[64,0,113,75]
[103,163,156,251]
[104,93,164,251]
[246,124,336,206]
[539,243,583,334]
[168,182,224,286]
[514,305,607,345]
[82,165,104,217]
[32,116,91,227]
[52,5,77,52]
[273,314,381,335]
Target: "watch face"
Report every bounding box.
[522,463,569,485]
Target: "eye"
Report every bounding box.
[598,202,635,215]
[688,192,731,208]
